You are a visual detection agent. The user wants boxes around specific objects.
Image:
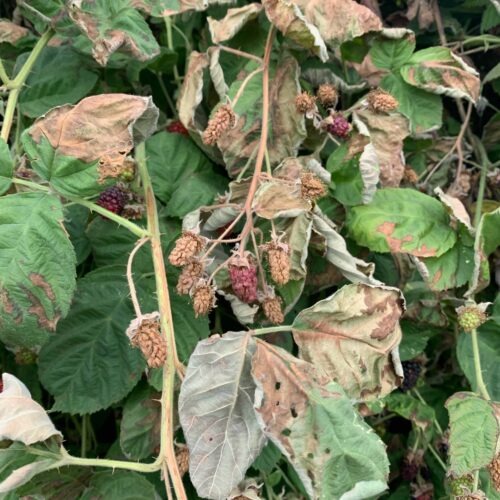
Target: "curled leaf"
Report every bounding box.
[208,4,263,44]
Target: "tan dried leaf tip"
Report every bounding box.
[169,232,204,267]
[316,83,338,108]
[300,172,327,201]
[262,296,285,325]
[176,260,204,295]
[366,88,399,113]
[295,91,317,115]
[97,153,132,183]
[175,445,190,477]
[202,104,236,145]
[191,280,217,317]
[127,312,166,369]
[262,241,290,286]
[488,454,500,491]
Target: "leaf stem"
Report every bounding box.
[136,142,187,500]
[427,443,447,472]
[472,138,490,229]
[0,59,10,86]
[1,29,53,141]
[252,325,292,336]
[470,328,491,400]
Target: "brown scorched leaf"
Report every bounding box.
[292,283,404,401]
[208,3,263,44]
[0,20,30,44]
[23,94,158,196]
[252,341,389,499]
[253,180,310,219]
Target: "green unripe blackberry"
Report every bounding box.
[457,305,487,332]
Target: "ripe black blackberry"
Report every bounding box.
[97,185,129,215]
[401,456,419,481]
[400,360,422,392]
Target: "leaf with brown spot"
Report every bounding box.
[0,20,31,44]
[208,3,263,44]
[0,193,76,350]
[252,341,389,499]
[68,0,160,66]
[292,283,404,401]
[22,94,158,197]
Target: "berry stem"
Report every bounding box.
[135,143,187,500]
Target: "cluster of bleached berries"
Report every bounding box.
[168,230,292,325]
[294,83,398,139]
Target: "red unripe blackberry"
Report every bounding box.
[400,360,422,392]
[97,186,129,215]
[229,263,258,304]
[167,120,189,136]
[327,114,351,138]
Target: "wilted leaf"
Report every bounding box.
[23,94,158,197]
[400,47,480,102]
[0,373,62,445]
[347,188,457,257]
[208,4,263,44]
[179,332,266,500]
[283,213,313,281]
[0,193,76,349]
[0,20,30,44]
[68,0,160,66]
[0,138,13,196]
[253,180,310,219]
[38,267,146,414]
[217,291,259,325]
[446,392,500,475]
[292,283,404,400]
[252,341,389,499]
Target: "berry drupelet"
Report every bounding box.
[97,185,129,215]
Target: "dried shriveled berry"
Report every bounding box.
[202,104,236,145]
[192,281,216,317]
[488,454,500,491]
[97,185,129,215]
[403,167,419,184]
[457,305,488,332]
[229,261,258,304]
[122,203,145,220]
[176,446,190,477]
[128,314,166,369]
[262,296,284,324]
[316,83,338,108]
[301,172,327,201]
[264,242,290,286]
[295,91,317,114]
[176,260,204,295]
[326,114,351,138]
[400,360,422,392]
[169,232,204,267]
[367,88,399,113]
[401,450,423,481]
[167,120,189,136]
[15,348,37,365]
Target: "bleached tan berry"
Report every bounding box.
[202,104,236,145]
[176,260,204,295]
[263,242,290,286]
[262,296,284,324]
[130,317,166,368]
[403,167,419,184]
[169,232,204,267]
[366,89,399,113]
[122,203,145,220]
[316,83,338,107]
[488,454,500,491]
[192,281,216,317]
[300,172,327,201]
[295,91,317,114]
[176,446,190,477]
[456,305,488,332]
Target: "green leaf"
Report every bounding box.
[251,442,282,473]
[179,332,265,500]
[384,392,435,434]
[68,0,160,66]
[446,392,499,475]
[370,36,415,70]
[399,320,436,361]
[80,470,159,499]
[292,283,403,401]
[0,193,76,350]
[347,188,457,257]
[252,342,389,499]
[120,382,161,461]
[38,267,146,414]
[64,205,91,266]
[400,47,480,102]
[18,47,98,118]
[0,139,13,196]
[381,72,443,133]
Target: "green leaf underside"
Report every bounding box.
[347,188,456,257]
[0,192,76,349]
[38,267,145,414]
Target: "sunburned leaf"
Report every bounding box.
[292,283,404,401]
[446,392,500,476]
[283,213,313,281]
[208,4,263,44]
[68,0,160,66]
[252,341,389,499]
[0,193,76,350]
[0,374,62,445]
[253,180,310,219]
[179,332,266,500]
[23,94,158,197]
[0,20,30,44]
[400,47,480,103]
[347,188,457,257]
[208,47,228,100]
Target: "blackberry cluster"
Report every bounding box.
[327,114,351,138]
[401,457,419,481]
[97,186,129,215]
[400,360,422,392]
